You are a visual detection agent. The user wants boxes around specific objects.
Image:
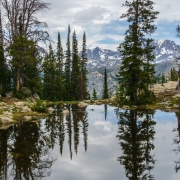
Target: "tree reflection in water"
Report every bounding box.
[172,112,180,173]
[116,109,156,180]
[104,104,107,120]
[0,120,55,180]
[0,104,89,179]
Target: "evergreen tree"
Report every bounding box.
[57,32,64,76]
[64,25,71,100]
[9,15,42,94]
[71,30,80,100]
[43,44,56,100]
[92,88,97,100]
[170,67,178,81]
[102,67,109,99]
[117,0,158,104]
[0,11,7,95]
[80,31,88,100]
[161,74,166,85]
[55,32,64,100]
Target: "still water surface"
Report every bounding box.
[0,104,180,180]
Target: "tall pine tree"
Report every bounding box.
[9,15,41,94]
[43,44,56,100]
[117,0,158,104]
[92,88,97,100]
[0,11,7,95]
[56,32,64,100]
[71,30,80,100]
[80,31,88,100]
[64,25,71,100]
[102,67,109,99]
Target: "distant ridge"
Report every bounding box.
[85,39,180,98]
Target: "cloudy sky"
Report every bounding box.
[38,0,180,51]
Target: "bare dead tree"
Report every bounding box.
[0,0,50,48]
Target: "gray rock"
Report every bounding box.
[47,107,54,114]
[173,104,179,108]
[83,100,91,103]
[96,101,102,105]
[23,116,32,121]
[78,102,89,108]
[21,106,32,113]
[0,124,12,130]
[21,87,31,95]
[0,115,13,124]
[63,109,70,114]
[33,93,40,100]
[5,91,13,98]
[0,102,7,106]
[122,105,130,109]
[14,101,24,107]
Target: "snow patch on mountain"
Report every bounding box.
[85,39,180,98]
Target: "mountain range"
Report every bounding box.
[86,39,180,98]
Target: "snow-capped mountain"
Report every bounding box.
[86,47,121,69]
[153,39,180,63]
[86,39,180,98]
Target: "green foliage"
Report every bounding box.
[15,89,29,99]
[86,91,91,100]
[9,32,41,94]
[102,67,109,99]
[55,32,64,100]
[92,88,97,100]
[64,25,72,100]
[31,100,47,113]
[43,44,56,101]
[80,31,88,100]
[117,0,159,105]
[71,30,80,100]
[170,67,178,81]
[161,74,166,85]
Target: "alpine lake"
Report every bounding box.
[0,104,180,180]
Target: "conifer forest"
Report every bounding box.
[0,0,179,105]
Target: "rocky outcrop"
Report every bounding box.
[151,81,178,96]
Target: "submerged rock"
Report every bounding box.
[63,109,70,114]
[47,107,54,114]
[0,124,12,130]
[23,116,32,121]
[78,102,89,108]
[173,104,179,108]
[122,105,130,109]
[96,101,102,105]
